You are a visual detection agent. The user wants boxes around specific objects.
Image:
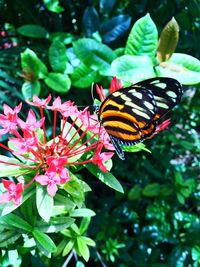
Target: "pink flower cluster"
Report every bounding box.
[0,94,114,205]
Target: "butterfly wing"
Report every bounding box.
[99,87,157,159]
[98,77,182,160]
[135,77,183,120]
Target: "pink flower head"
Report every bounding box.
[0,103,22,136]
[17,109,45,132]
[26,95,52,107]
[92,144,114,172]
[35,164,70,197]
[0,179,24,205]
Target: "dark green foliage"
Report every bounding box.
[0,0,200,266]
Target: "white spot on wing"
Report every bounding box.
[133,109,151,119]
[155,83,167,89]
[121,95,132,101]
[166,91,177,98]
[128,90,143,99]
[112,92,122,97]
[144,101,154,110]
[156,102,169,109]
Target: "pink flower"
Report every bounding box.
[26,95,52,107]
[17,109,45,131]
[96,77,123,101]
[92,144,114,172]
[0,103,22,136]
[0,94,115,202]
[35,165,70,197]
[109,76,123,93]
[0,179,24,205]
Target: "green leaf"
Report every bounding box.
[53,193,75,216]
[143,183,160,197]
[49,40,68,73]
[79,217,91,235]
[36,217,74,233]
[21,81,41,99]
[122,143,151,153]
[17,24,49,38]
[76,236,90,262]
[170,53,200,72]
[44,72,71,92]
[86,164,124,193]
[0,213,32,232]
[0,231,21,247]
[21,48,48,79]
[0,155,29,177]
[62,240,74,256]
[43,0,64,13]
[69,208,96,218]
[157,17,179,62]
[155,53,200,85]
[36,185,54,222]
[71,63,101,88]
[81,236,96,247]
[32,229,57,253]
[73,38,116,72]
[125,13,158,59]
[110,55,155,83]
[128,185,142,200]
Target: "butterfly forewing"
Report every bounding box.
[135,78,183,120]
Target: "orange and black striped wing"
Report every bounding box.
[99,87,157,159]
[98,77,183,160]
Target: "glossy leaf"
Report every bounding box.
[110,54,154,83]
[73,38,116,72]
[71,63,101,88]
[21,48,48,79]
[125,13,158,59]
[77,236,90,262]
[43,0,64,13]
[36,185,54,222]
[82,7,100,37]
[0,213,32,232]
[21,81,41,99]
[101,15,131,43]
[86,164,124,193]
[157,17,179,62]
[69,208,96,218]
[0,155,29,177]
[49,40,68,73]
[32,229,57,253]
[17,24,49,38]
[44,72,71,92]
[36,217,75,233]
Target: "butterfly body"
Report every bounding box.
[98,78,183,160]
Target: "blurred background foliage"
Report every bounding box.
[0,0,200,266]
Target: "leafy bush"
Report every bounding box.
[0,1,200,266]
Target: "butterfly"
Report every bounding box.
[97,77,183,160]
